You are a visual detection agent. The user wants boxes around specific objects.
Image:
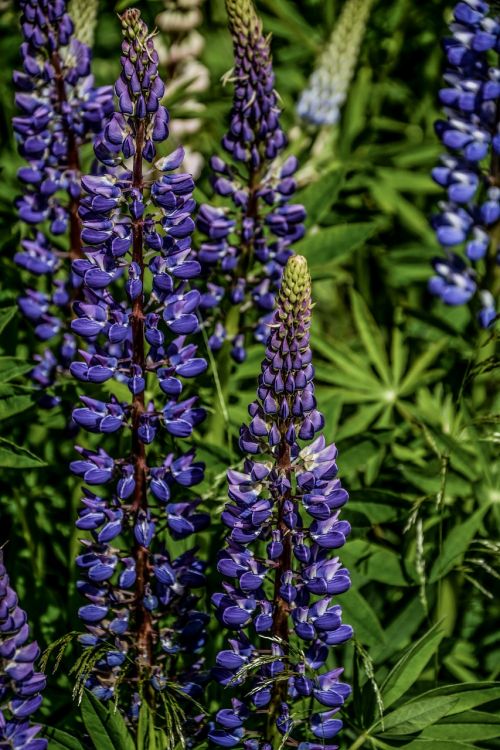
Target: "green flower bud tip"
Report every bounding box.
[225,0,260,35]
[279,254,311,309]
[120,9,144,40]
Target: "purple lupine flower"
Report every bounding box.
[197,0,306,362]
[13,0,114,396]
[430,1,500,327]
[70,9,209,714]
[210,256,352,746]
[0,552,47,750]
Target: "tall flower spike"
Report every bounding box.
[210,256,352,747]
[0,551,47,750]
[430,0,500,327]
[197,0,306,364]
[297,0,373,126]
[68,0,99,48]
[70,9,209,719]
[13,0,113,399]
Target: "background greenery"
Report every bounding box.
[0,0,499,747]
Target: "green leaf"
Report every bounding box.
[299,167,344,227]
[341,588,386,648]
[367,177,435,241]
[314,338,382,389]
[376,167,440,194]
[260,0,319,51]
[399,340,448,395]
[43,727,86,750]
[339,67,372,153]
[0,438,46,468]
[0,357,32,382]
[0,394,34,421]
[81,692,135,750]
[379,696,459,735]
[422,709,500,741]
[139,699,167,750]
[401,741,477,750]
[348,489,405,523]
[372,597,427,663]
[429,506,488,582]
[0,306,17,335]
[408,683,500,716]
[381,623,445,709]
[350,289,391,384]
[295,222,377,269]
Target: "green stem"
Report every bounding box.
[347,731,370,750]
[206,305,240,446]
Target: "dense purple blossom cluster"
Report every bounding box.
[431,0,499,326]
[0,553,47,750]
[13,0,113,395]
[197,0,306,363]
[69,9,209,709]
[209,256,352,747]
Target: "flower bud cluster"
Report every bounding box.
[297,0,373,126]
[0,553,47,750]
[430,0,499,327]
[13,0,113,395]
[197,0,306,363]
[70,10,209,709]
[209,256,352,746]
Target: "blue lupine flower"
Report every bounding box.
[297,0,373,126]
[210,256,352,747]
[197,0,306,362]
[13,0,114,396]
[0,552,47,750]
[430,0,500,326]
[70,9,209,713]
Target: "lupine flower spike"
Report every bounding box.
[197,0,306,364]
[155,0,209,101]
[155,0,210,178]
[13,0,113,399]
[430,0,500,327]
[70,9,209,718]
[210,256,352,747]
[0,551,47,750]
[297,0,373,126]
[68,0,99,48]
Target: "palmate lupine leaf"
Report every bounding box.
[314,291,447,438]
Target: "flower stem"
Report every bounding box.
[51,50,83,261]
[267,437,292,738]
[130,120,153,669]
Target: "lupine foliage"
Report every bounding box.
[0,0,498,749]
